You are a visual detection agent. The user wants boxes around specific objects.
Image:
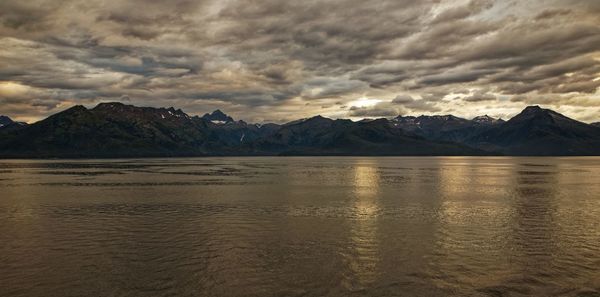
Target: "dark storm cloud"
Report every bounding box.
[348,105,399,117]
[300,77,368,99]
[534,8,572,20]
[419,69,498,86]
[463,90,497,102]
[392,95,442,112]
[431,0,493,24]
[0,0,599,123]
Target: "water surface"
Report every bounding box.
[1,157,600,296]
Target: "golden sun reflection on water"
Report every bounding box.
[430,158,517,289]
[345,162,381,290]
[437,158,512,225]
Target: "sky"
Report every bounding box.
[0,0,599,124]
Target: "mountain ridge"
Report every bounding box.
[0,115,29,131]
[0,115,13,127]
[1,103,599,157]
[466,106,600,155]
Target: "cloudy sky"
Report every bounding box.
[0,0,599,123]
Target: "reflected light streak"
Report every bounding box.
[346,163,381,289]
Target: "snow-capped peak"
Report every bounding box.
[472,115,503,124]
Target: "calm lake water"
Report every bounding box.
[1,157,600,297]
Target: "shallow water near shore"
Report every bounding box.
[1,157,600,296]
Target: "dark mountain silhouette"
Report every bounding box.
[0,115,28,132]
[0,103,599,157]
[198,110,280,146]
[472,115,505,125]
[392,115,471,133]
[253,116,484,155]
[592,122,600,128]
[0,103,482,157]
[466,106,600,155]
[0,103,206,157]
[0,103,287,157]
[203,121,280,148]
[201,109,234,123]
[391,114,503,143]
[0,115,12,127]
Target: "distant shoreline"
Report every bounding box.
[4,154,600,160]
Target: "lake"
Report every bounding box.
[1,157,599,296]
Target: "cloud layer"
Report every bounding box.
[0,0,599,123]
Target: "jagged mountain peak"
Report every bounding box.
[510,105,573,125]
[0,115,29,130]
[514,105,571,121]
[202,110,234,124]
[307,115,328,121]
[394,115,417,119]
[466,105,600,155]
[92,102,190,119]
[0,115,14,126]
[211,109,226,116]
[472,115,504,124]
[419,114,463,121]
[392,114,470,126]
[62,105,88,114]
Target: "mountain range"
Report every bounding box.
[0,116,28,132]
[1,102,599,157]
